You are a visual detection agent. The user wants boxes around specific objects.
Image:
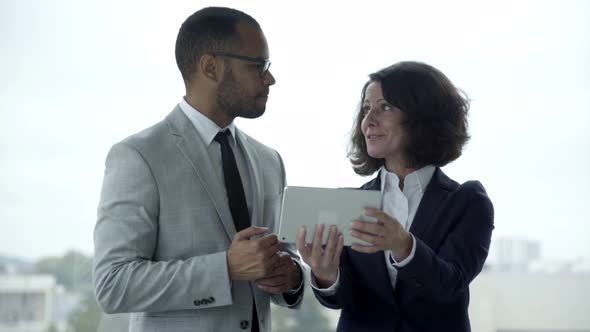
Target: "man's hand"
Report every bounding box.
[227,226,281,281]
[255,253,302,294]
[350,208,413,261]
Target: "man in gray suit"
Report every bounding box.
[93,7,304,332]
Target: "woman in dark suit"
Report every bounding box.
[296,61,494,332]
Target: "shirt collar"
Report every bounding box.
[380,165,435,194]
[179,97,237,146]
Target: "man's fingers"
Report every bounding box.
[259,242,280,262]
[256,284,288,294]
[256,274,291,294]
[234,226,269,240]
[276,255,293,266]
[257,234,279,247]
[263,239,281,255]
[246,235,280,258]
[256,275,286,287]
[268,257,289,273]
[267,251,281,267]
[280,258,299,273]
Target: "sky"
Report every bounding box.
[1,0,589,261]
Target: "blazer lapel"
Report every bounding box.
[235,129,263,227]
[409,168,451,240]
[361,171,382,191]
[166,107,237,240]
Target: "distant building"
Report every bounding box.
[470,271,590,332]
[487,237,541,271]
[0,274,55,332]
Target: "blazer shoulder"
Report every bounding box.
[453,180,493,211]
[456,180,488,197]
[102,118,172,172]
[434,168,487,198]
[239,131,281,160]
[119,119,169,148]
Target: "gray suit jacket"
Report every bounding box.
[93,106,303,332]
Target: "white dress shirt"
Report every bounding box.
[312,165,435,294]
[179,98,253,219]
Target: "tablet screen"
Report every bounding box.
[277,186,381,245]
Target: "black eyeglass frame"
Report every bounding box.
[212,52,271,78]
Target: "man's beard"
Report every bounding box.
[217,67,266,120]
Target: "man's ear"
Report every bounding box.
[199,54,223,83]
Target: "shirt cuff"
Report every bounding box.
[388,233,416,268]
[310,269,340,296]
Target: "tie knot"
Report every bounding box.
[214,130,231,145]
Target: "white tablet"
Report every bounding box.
[277,186,382,246]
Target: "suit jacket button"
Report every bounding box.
[240,320,249,329]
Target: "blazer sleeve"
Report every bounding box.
[93,142,233,314]
[395,181,494,303]
[312,248,357,311]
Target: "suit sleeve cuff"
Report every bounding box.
[310,269,340,296]
[389,233,416,267]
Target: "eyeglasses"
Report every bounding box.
[212,52,271,78]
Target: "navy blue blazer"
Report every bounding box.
[313,168,494,332]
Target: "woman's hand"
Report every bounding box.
[296,224,344,288]
[350,208,413,261]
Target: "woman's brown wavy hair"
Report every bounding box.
[348,61,470,176]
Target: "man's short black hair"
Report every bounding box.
[175,7,261,84]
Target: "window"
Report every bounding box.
[2,1,589,331]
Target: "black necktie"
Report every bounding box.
[214,130,250,232]
[214,130,259,332]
